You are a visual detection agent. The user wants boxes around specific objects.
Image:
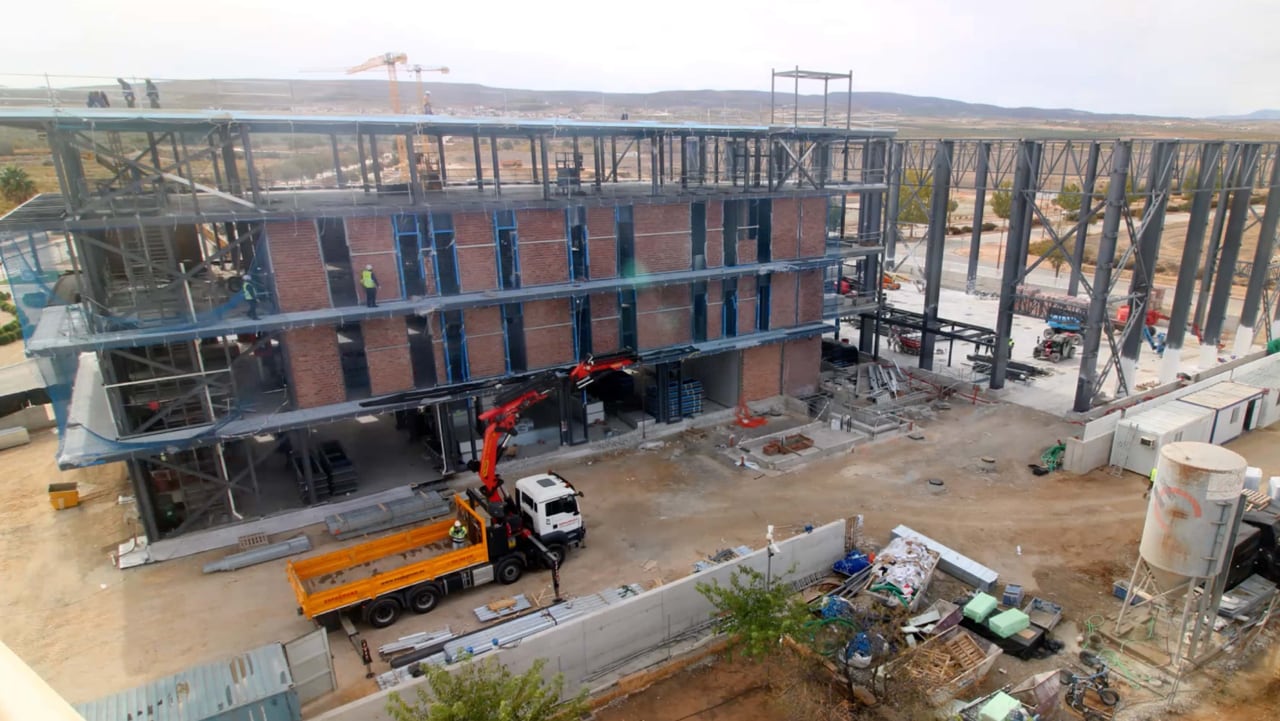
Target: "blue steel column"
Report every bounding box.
[1161,142,1223,383]
[1118,140,1176,391]
[966,141,990,294]
[1067,142,1101,297]
[990,141,1039,389]
[1073,141,1132,412]
[919,141,953,370]
[1202,143,1261,367]
[882,142,903,269]
[1233,151,1280,355]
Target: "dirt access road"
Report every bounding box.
[0,400,1218,712]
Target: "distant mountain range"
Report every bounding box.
[2,78,1275,124]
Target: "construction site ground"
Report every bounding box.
[2,401,1278,717]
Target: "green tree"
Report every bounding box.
[1028,238,1069,279]
[990,181,1013,221]
[897,169,958,224]
[386,657,589,721]
[1052,182,1083,214]
[0,166,36,205]
[697,565,811,659]
[1180,164,1222,198]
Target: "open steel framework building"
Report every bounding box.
[0,107,891,548]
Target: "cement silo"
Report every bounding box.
[1139,441,1246,585]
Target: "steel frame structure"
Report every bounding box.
[883,138,1280,412]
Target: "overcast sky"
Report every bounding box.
[4,0,1278,117]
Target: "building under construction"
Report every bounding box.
[0,107,890,554]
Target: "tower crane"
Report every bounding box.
[348,52,411,181]
[409,64,449,114]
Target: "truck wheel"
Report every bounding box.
[363,598,401,629]
[542,544,567,569]
[409,585,440,614]
[1050,351,1062,363]
[1043,328,1055,339]
[496,557,524,585]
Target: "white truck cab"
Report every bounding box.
[514,473,585,554]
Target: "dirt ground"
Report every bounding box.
[1,401,1277,717]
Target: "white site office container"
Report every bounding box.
[1110,401,1215,475]
[1230,356,1280,429]
[1178,381,1266,444]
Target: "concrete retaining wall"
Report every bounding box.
[313,519,848,721]
[0,404,54,432]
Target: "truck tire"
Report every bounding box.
[496,556,524,585]
[542,544,567,569]
[363,598,402,629]
[408,585,440,614]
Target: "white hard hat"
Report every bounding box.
[242,274,251,280]
[453,520,462,527]
[365,264,373,270]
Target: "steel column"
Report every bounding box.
[1067,142,1101,296]
[471,133,484,192]
[1118,140,1176,389]
[1233,153,1280,355]
[330,135,345,188]
[1194,144,1240,333]
[1161,142,1222,382]
[883,142,903,268]
[966,141,990,293]
[1203,144,1261,366]
[1074,141,1132,411]
[489,134,501,197]
[990,141,1040,388]
[539,136,551,200]
[919,141,953,369]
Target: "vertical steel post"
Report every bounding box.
[1203,143,1261,365]
[793,66,799,127]
[1067,142,1101,296]
[966,141,990,294]
[436,135,449,185]
[770,68,776,125]
[330,135,345,188]
[369,134,382,189]
[238,126,263,206]
[991,141,1038,388]
[471,132,484,192]
[539,136,551,201]
[1194,144,1239,333]
[1118,140,1176,390]
[1233,152,1280,355]
[1161,142,1223,382]
[530,136,539,183]
[919,141,953,369]
[488,133,501,197]
[1074,141,1132,412]
[882,142,902,269]
[406,132,422,203]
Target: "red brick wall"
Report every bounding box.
[782,336,821,396]
[363,317,414,395]
[464,306,506,379]
[705,280,722,341]
[590,292,620,353]
[285,326,345,408]
[345,217,401,301]
[799,197,827,258]
[267,221,329,312]
[741,343,782,402]
[705,201,724,268]
[737,276,756,334]
[516,209,569,286]
[587,207,616,280]
[770,272,798,329]
[737,233,757,265]
[634,204,691,274]
[524,299,574,369]
[797,270,823,323]
[455,212,497,292]
[771,198,800,260]
[637,285,691,350]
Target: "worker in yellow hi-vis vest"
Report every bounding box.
[360,264,379,308]
[1145,467,1156,499]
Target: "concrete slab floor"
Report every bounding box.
[838,285,1233,416]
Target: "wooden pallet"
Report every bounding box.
[942,632,985,670]
[1244,490,1271,512]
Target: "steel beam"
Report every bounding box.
[883,142,903,268]
[1074,141,1132,411]
[991,141,1039,389]
[966,141,990,294]
[919,141,953,369]
[1067,142,1101,296]
[1118,140,1176,389]
[1203,144,1261,366]
[1233,154,1280,355]
[1161,142,1223,382]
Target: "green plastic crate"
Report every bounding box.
[978,691,1022,721]
[987,608,1030,638]
[963,592,997,622]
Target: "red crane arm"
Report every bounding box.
[472,351,637,503]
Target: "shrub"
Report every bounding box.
[960,225,973,234]
[981,222,997,232]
